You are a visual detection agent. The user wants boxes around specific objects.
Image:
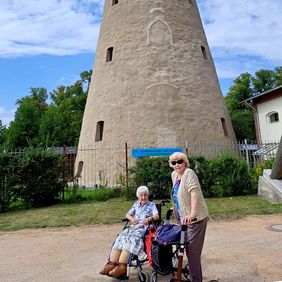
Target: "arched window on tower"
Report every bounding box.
[95,121,104,142]
[221,118,229,137]
[201,46,208,60]
[106,47,114,62]
[112,0,119,6]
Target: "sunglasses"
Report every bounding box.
[171,159,184,165]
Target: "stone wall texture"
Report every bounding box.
[77,0,236,186]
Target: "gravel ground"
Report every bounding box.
[0,214,281,282]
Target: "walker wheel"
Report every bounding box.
[138,270,148,282]
[150,270,157,282]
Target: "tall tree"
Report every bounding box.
[251,69,276,94]
[0,120,6,147]
[3,70,92,148]
[5,88,48,149]
[225,66,282,141]
[40,70,91,146]
[274,66,282,87]
[225,72,253,113]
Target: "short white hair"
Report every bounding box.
[136,185,149,197]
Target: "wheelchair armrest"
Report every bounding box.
[122,218,129,222]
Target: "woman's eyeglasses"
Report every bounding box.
[171,159,184,165]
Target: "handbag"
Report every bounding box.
[156,223,181,244]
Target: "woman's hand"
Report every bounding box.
[182,215,196,225]
[142,217,152,225]
[130,217,138,225]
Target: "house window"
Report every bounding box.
[106,47,114,62]
[201,46,208,60]
[221,118,229,137]
[269,112,279,123]
[112,0,118,5]
[95,121,104,142]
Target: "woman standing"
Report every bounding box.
[169,152,209,282]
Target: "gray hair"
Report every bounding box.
[136,185,149,197]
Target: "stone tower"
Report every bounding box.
[77,0,236,187]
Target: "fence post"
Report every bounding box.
[185,141,189,156]
[125,142,129,188]
[244,139,250,169]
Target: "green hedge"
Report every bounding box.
[130,157,171,199]
[0,148,65,212]
[16,148,66,207]
[0,154,19,212]
[129,154,254,199]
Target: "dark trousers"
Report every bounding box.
[186,217,208,282]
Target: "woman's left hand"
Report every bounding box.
[182,215,195,225]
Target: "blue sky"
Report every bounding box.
[1,0,282,126]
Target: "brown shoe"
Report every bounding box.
[108,263,127,278]
[99,261,117,275]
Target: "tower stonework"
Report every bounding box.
[77,0,236,186]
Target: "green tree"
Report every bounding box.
[5,88,48,149]
[225,66,282,141]
[225,73,256,140]
[40,70,91,146]
[274,66,282,87]
[225,73,252,113]
[0,120,6,147]
[251,69,277,94]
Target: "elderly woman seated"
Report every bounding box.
[99,185,159,278]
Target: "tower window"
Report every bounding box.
[188,0,193,5]
[201,46,208,60]
[95,121,104,142]
[112,0,119,5]
[221,118,229,137]
[106,47,114,62]
[269,112,279,123]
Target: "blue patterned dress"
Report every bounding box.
[112,201,159,255]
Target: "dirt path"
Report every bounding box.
[0,215,281,282]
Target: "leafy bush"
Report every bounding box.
[16,148,66,207]
[207,153,254,197]
[186,156,212,197]
[251,159,274,185]
[130,157,171,199]
[129,154,254,199]
[0,154,19,212]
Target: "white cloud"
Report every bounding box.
[0,107,15,126]
[198,0,282,78]
[0,0,103,57]
[1,0,281,79]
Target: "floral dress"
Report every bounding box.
[112,201,159,256]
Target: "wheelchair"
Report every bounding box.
[109,200,170,282]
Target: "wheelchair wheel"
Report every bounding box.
[138,270,148,282]
[150,270,157,282]
[183,263,190,280]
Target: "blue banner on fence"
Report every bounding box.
[131,147,183,158]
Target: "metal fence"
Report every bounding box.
[73,140,279,187]
[1,140,279,188]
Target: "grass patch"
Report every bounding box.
[0,196,281,231]
[206,196,282,219]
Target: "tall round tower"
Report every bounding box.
[77,0,236,186]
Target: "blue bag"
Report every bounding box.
[156,223,181,244]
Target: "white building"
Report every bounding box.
[246,86,282,143]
